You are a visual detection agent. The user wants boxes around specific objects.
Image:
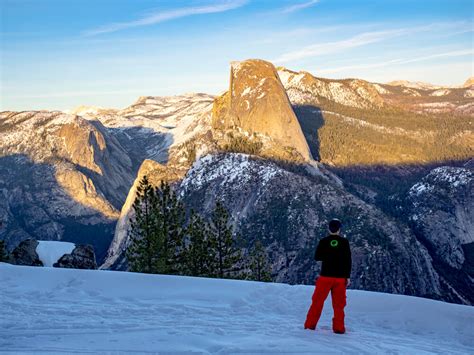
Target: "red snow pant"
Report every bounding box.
[304,276,347,332]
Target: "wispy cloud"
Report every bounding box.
[317,49,474,74]
[274,29,409,63]
[273,22,472,64]
[281,0,319,14]
[83,0,247,36]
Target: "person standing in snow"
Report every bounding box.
[304,219,352,334]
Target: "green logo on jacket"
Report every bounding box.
[330,239,339,247]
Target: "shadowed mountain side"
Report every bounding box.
[98,125,173,171]
[177,153,449,300]
[328,160,471,209]
[102,158,187,270]
[0,154,117,262]
[1,109,177,263]
[104,151,471,304]
[327,159,473,304]
[292,105,324,161]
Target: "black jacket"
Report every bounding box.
[314,234,352,279]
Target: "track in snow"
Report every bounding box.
[1,263,472,354]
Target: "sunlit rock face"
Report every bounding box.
[212,59,312,162]
[102,159,186,270]
[0,94,214,263]
[278,67,385,109]
[0,111,133,260]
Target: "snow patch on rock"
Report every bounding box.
[430,89,451,97]
[372,84,391,94]
[36,240,76,267]
[180,153,285,195]
[464,89,474,98]
[403,88,421,97]
[277,68,383,109]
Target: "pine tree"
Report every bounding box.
[154,180,186,274]
[0,240,8,262]
[126,178,187,275]
[248,239,272,282]
[126,175,161,273]
[182,210,214,277]
[208,201,241,278]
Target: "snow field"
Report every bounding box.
[0,263,472,354]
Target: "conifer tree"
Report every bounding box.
[126,175,161,273]
[183,210,213,277]
[0,240,8,262]
[126,178,187,275]
[248,239,272,282]
[208,200,241,278]
[155,180,186,274]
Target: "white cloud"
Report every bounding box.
[317,49,474,74]
[83,0,248,36]
[281,0,319,14]
[274,29,409,63]
[273,22,474,64]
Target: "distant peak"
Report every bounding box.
[212,59,312,162]
[387,77,474,89]
[386,80,438,90]
[68,105,107,116]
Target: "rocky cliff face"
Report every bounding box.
[54,244,97,269]
[72,93,215,169]
[0,111,132,260]
[404,165,474,304]
[0,94,214,262]
[179,153,444,298]
[212,60,312,161]
[408,166,473,268]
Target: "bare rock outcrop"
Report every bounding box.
[212,59,312,162]
[101,159,186,270]
[10,239,43,266]
[53,244,97,269]
[408,166,474,269]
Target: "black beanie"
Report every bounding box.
[329,219,342,233]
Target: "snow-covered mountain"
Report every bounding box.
[1,59,472,304]
[0,94,214,262]
[278,67,474,116]
[71,93,214,169]
[1,263,472,353]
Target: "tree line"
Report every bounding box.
[126,176,272,282]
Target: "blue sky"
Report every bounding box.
[1,0,473,110]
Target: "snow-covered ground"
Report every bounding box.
[1,263,472,354]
